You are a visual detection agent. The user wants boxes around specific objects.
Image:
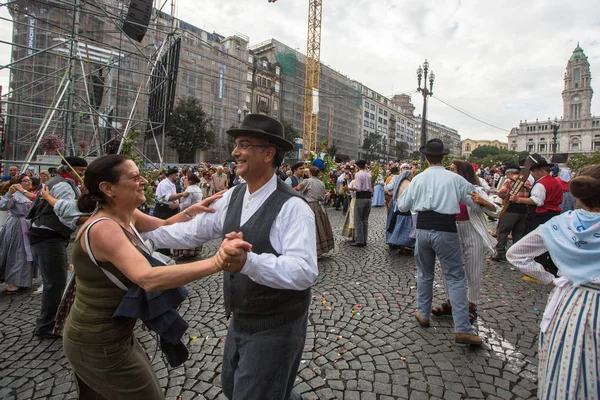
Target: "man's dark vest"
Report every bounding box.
[26,175,78,238]
[222,178,311,331]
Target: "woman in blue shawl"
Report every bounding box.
[507,164,600,400]
[386,170,415,253]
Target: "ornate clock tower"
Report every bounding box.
[562,43,593,121]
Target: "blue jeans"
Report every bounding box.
[414,229,472,334]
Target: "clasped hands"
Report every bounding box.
[214,231,252,273]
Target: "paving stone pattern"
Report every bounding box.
[0,206,550,399]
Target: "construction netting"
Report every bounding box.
[276,51,297,76]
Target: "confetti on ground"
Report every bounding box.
[326,306,332,311]
[522,276,542,284]
[322,298,327,305]
[400,356,406,361]
[498,265,505,269]
[510,267,516,270]
[191,336,197,340]
[533,307,539,311]
[397,303,401,307]
[355,303,362,308]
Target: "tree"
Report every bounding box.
[167,97,215,163]
[281,120,301,158]
[470,145,501,159]
[567,151,600,172]
[395,142,409,160]
[361,132,381,161]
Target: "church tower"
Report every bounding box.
[562,43,593,121]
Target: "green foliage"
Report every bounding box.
[370,163,382,187]
[567,151,600,172]
[395,142,409,160]
[119,128,157,206]
[281,120,301,158]
[361,132,382,161]
[470,145,501,158]
[468,145,526,168]
[168,97,215,163]
[307,146,336,192]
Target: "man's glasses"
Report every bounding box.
[234,142,268,151]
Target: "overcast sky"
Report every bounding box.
[1,0,599,142]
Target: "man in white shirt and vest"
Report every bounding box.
[397,139,482,346]
[144,114,318,400]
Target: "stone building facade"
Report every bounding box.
[461,139,507,158]
[508,44,600,160]
[414,118,462,157]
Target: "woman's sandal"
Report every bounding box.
[431,301,452,316]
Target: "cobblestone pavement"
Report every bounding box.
[0,206,551,400]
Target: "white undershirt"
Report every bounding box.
[143,174,318,291]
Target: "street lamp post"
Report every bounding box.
[551,117,559,161]
[417,60,435,159]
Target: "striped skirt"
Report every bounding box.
[538,283,600,400]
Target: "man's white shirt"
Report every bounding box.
[143,174,318,291]
[155,178,177,205]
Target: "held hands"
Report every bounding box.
[186,190,226,217]
[8,184,17,195]
[509,194,519,203]
[469,191,483,205]
[214,232,252,273]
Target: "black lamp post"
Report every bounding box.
[417,59,435,158]
[551,117,559,161]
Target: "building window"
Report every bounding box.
[365,101,369,108]
[275,66,280,75]
[275,82,280,93]
[570,137,581,151]
[364,120,369,127]
[378,117,383,123]
[465,143,471,152]
[370,113,375,120]
[370,122,374,129]
[594,141,600,150]
[379,108,383,114]
[383,120,387,126]
[364,111,369,118]
[370,104,375,111]
[539,144,547,152]
[383,128,387,134]
[527,144,535,152]
[247,72,253,82]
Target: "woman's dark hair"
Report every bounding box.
[17,175,30,184]
[452,160,480,186]
[309,166,320,177]
[31,177,40,188]
[187,174,200,185]
[570,164,600,208]
[78,154,131,213]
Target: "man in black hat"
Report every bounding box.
[397,139,482,346]
[508,154,562,274]
[352,159,372,247]
[144,114,318,399]
[492,164,530,261]
[26,156,88,339]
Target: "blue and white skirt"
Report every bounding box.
[538,283,600,400]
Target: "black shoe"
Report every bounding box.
[491,255,506,262]
[351,243,366,247]
[34,332,61,340]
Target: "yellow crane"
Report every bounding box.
[269,0,323,158]
[301,0,322,158]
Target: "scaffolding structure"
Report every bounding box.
[0,0,182,168]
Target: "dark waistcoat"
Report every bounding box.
[222,178,311,331]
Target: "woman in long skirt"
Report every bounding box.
[371,174,385,207]
[386,170,415,253]
[298,166,334,257]
[341,176,356,239]
[507,164,600,400]
[0,176,37,293]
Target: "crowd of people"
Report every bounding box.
[0,112,598,398]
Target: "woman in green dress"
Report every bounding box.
[62,155,250,400]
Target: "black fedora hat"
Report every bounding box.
[420,138,450,156]
[227,114,294,152]
[528,153,554,170]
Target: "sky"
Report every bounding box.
[1,0,600,143]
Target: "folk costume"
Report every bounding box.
[507,209,600,400]
[397,139,479,337]
[298,177,334,258]
[386,170,415,250]
[144,114,318,400]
